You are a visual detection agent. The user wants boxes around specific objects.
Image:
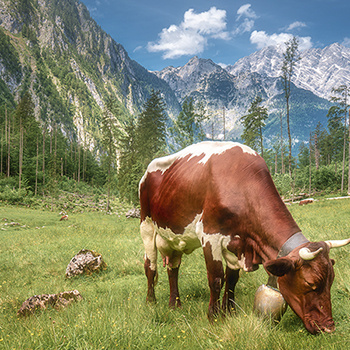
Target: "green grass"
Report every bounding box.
[0,200,350,349]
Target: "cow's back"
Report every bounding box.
[139,141,261,235]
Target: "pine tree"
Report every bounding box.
[102,97,122,211]
[328,85,350,192]
[240,96,268,156]
[281,36,300,176]
[170,97,207,151]
[136,90,168,166]
[15,91,35,189]
[117,117,142,204]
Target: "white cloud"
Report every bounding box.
[250,30,312,50]
[233,4,257,36]
[237,4,257,20]
[342,37,350,47]
[147,7,229,59]
[286,21,307,31]
[233,18,255,36]
[183,7,227,34]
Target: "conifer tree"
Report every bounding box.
[240,96,268,156]
[136,90,168,166]
[281,36,300,176]
[170,97,207,151]
[15,91,35,189]
[328,85,350,192]
[117,117,142,204]
[102,97,122,211]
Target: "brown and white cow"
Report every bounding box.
[139,141,350,334]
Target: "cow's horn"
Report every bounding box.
[325,238,350,249]
[299,247,323,261]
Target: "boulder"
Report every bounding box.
[17,290,82,316]
[65,249,107,278]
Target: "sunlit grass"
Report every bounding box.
[0,200,350,349]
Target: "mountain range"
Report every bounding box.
[0,0,349,151]
[154,43,350,144]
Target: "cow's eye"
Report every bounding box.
[305,281,317,290]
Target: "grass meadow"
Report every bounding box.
[1,199,350,349]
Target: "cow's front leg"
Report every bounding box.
[203,241,224,319]
[222,267,240,314]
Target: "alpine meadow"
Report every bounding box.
[1,0,350,349]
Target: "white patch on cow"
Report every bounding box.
[155,214,202,255]
[139,141,257,188]
[200,229,242,270]
[141,212,245,272]
[140,217,158,270]
[141,214,204,270]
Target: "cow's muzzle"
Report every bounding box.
[307,319,335,334]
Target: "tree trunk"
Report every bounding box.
[42,128,46,189]
[286,97,292,177]
[259,126,264,158]
[107,162,110,212]
[223,107,225,141]
[54,124,57,173]
[314,132,319,170]
[309,133,312,196]
[275,153,278,174]
[19,124,23,190]
[280,112,284,174]
[35,137,39,196]
[341,114,347,192]
[78,145,81,183]
[4,105,7,148]
[348,109,350,195]
[1,126,3,175]
[50,127,52,154]
[7,115,10,178]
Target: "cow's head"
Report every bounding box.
[264,239,350,334]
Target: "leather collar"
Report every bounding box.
[277,232,309,258]
[267,232,309,288]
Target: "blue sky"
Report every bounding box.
[82,0,350,71]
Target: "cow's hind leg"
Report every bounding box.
[157,235,183,308]
[141,218,158,303]
[222,267,240,314]
[144,257,157,303]
[203,241,225,319]
[166,251,183,308]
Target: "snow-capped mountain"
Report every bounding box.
[153,51,333,143]
[227,43,350,100]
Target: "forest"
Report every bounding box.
[0,33,350,210]
[0,82,349,211]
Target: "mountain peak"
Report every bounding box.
[177,56,222,79]
[227,43,350,99]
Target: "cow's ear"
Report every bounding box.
[264,257,294,277]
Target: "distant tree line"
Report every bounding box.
[0,91,105,204]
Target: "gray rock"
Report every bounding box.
[65,249,107,278]
[17,290,82,316]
